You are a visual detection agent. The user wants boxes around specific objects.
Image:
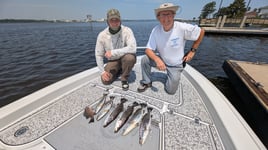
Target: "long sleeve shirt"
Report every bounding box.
[95,25,137,73]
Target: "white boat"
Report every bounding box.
[0,55,266,150]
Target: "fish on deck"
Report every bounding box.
[96,96,115,121]
[94,92,108,114]
[122,103,147,136]
[139,107,153,145]
[83,106,96,123]
[103,98,127,128]
[114,101,139,133]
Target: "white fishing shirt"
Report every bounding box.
[95,25,137,73]
[146,21,201,66]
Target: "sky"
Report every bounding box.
[0,0,268,20]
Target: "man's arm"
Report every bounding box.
[145,48,166,71]
[184,28,205,62]
[95,36,105,73]
[191,28,205,50]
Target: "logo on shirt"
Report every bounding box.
[170,37,179,47]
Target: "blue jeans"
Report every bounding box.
[140,55,183,95]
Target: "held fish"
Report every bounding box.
[94,93,108,114]
[103,98,127,128]
[114,101,139,133]
[122,103,147,136]
[139,107,153,145]
[83,106,95,123]
[96,96,115,121]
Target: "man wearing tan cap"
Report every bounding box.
[95,9,137,90]
[137,3,205,94]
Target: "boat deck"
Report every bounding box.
[0,63,225,150]
[0,57,265,150]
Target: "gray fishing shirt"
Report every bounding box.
[95,25,137,73]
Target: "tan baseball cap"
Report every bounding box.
[154,3,179,17]
[107,9,121,20]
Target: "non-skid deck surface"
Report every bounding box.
[0,65,224,150]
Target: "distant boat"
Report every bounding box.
[96,18,105,22]
[0,53,265,149]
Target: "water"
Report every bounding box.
[1,21,268,146]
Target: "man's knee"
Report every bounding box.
[141,55,149,65]
[122,54,136,63]
[165,81,180,95]
[164,86,178,95]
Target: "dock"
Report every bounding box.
[222,60,268,146]
[203,27,268,36]
[223,60,268,112]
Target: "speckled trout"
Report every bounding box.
[114,101,139,133]
[96,96,115,121]
[94,92,108,114]
[139,107,153,145]
[122,103,147,136]
[103,98,127,127]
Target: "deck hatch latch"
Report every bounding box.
[194,117,201,125]
[14,126,29,137]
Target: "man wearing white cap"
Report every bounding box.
[95,9,137,90]
[137,3,205,94]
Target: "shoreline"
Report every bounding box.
[203,26,268,36]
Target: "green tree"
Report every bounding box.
[217,0,247,18]
[216,7,229,17]
[200,1,216,19]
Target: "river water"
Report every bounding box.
[0,21,268,146]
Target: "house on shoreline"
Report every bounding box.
[259,6,268,19]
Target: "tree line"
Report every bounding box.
[200,0,249,19]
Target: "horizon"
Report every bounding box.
[0,0,267,20]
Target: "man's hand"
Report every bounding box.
[101,71,112,81]
[155,57,166,71]
[105,50,112,59]
[183,51,195,62]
